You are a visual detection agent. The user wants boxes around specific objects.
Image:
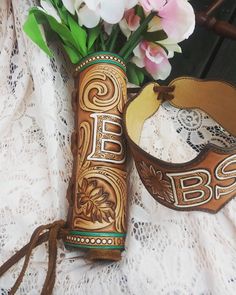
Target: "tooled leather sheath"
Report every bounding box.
[64,52,128,260]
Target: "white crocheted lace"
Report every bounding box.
[1,1,236,294]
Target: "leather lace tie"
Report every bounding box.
[0,220,66,295]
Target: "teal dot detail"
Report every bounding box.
[75,52,126,73]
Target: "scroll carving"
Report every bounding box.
[64,54,127,258]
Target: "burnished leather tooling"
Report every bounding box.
[124,78,236,213]
[64,52,128,260]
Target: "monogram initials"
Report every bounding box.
[167,170,213,208]
[88,113,126,164]
[215,154,236,199]
[166,154,236,208]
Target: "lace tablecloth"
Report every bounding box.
[1,1,236,294]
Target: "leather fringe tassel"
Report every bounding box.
[0,220,66,295]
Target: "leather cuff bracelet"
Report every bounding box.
[124,77,236,213]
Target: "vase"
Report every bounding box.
[64,52,128,261]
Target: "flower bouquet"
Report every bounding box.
[24,0,195,84]
[23,0,195,260]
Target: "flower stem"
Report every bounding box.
[123,35,142,61]
[119,11,156,59]
[100,32,106,51]
[108,25,120,52]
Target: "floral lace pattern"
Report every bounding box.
[163,102,236,155]
[1,1,236,295]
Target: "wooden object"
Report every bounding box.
[167,0,236,84]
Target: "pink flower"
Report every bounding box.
[119,9,141,38]
[139,0,166,12]
[140,0,195,43]
[132,41,171,80]
[159,0,195,42]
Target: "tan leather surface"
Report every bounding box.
[124,77,236,213]
[64,53,128,257]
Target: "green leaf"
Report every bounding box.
[23,12,53,57]
[135,67,145,84]
[144,30,168,42]
[29,8,79,53]
[67,14,87,56]
[53,1,69,24]
[51,0,60,5]
[87,25,100,51]
[63,44,81,64]
[127,63,144,86]
[25,7,87,59]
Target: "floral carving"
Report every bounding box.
[77,178,116,223]
[139,161,174,203]
[72,60,127,235]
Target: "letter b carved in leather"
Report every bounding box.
[136,151,236,213]
[124,78,236,213]
[64,52,128,260]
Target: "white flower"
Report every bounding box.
[82,0,126,27]
[62,0,75,14]
[39,0,61,22]
[62,0,137,28]
[61,0,76,14]
[61,0,99,27]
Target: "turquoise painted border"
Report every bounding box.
[64,242,124,250]
[69,231,126,238]
[79,51,126,65]
[77,51,126,73]
[78,60,126,73]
